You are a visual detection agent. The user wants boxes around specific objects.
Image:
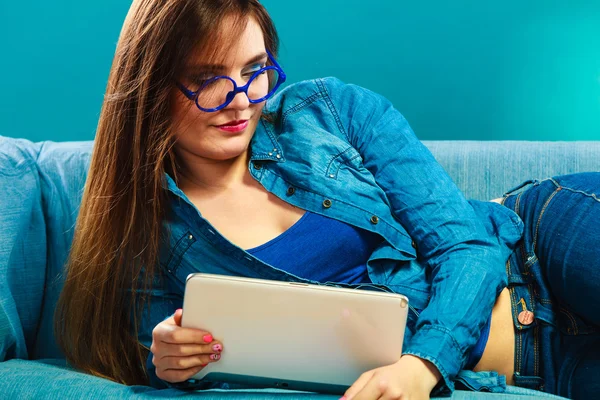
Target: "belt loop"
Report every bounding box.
[513,372,545,391]
[503,179,540,197]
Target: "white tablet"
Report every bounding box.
[181,273,408,394]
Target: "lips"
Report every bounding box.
[216,120,248,128]
[215,120,249,133]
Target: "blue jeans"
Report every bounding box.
[502,173,600,399]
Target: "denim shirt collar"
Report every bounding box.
[249,117,285,163]
[164,173,183,196]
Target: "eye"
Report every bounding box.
[184,75,215,91]
[244,64,267,77]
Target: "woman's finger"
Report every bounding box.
[155,364,206,383]
[153,341,223,358]
[173,308,183,326]
[344,370,375,400]
[154,323,214,345]
[352,373,389,400]
[155,353,221,370]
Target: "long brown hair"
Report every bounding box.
[54,0,279,386]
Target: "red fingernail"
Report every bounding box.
[203,334,213,343]
[201,363,208,367]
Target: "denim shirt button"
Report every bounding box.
[370,215,380,224]
[253,162,262,170]
[411,240,417,249]
[323,199,332,208]
[286,187,296,196]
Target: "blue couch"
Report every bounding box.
[3,136,596,399]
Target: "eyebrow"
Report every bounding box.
[187,52,268,73]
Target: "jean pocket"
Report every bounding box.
[557,306,599,336]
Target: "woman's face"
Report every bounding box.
[171,17,268,163]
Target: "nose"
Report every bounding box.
[223,88,250,111]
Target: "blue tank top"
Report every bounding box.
[247,211,380,284]
[247,210,490,368]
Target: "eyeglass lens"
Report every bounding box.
[196,69,280,109]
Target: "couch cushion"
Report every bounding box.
[0,359,567,399]
[0,359,341,399]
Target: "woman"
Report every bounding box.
[54,0,600,399]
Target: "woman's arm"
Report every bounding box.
[321,78,508,393]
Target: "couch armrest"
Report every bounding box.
[0,136,47,361]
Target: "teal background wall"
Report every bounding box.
[1,0,599,142]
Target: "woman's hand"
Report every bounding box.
[150,308,223,383]
[343,355,441,400]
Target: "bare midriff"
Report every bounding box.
[474,198,517,384]
[473,287,515,385]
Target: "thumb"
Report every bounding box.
[173,308,183,327]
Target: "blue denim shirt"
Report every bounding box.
[139,78,524,393]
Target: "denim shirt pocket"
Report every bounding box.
[159,228,197,277]
[325,146,363,180]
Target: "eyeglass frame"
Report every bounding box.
[176,49,287,112]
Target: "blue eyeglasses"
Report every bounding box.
[176,50,286,112]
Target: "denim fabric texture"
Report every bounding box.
[502,174,600,399]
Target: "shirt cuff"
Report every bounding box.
[403,325,467,395]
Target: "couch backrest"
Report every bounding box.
[1,137,599,361]
[425,140,600,200]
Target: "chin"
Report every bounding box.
[214,139,254,160]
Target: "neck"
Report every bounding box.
[176,149,251,193]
